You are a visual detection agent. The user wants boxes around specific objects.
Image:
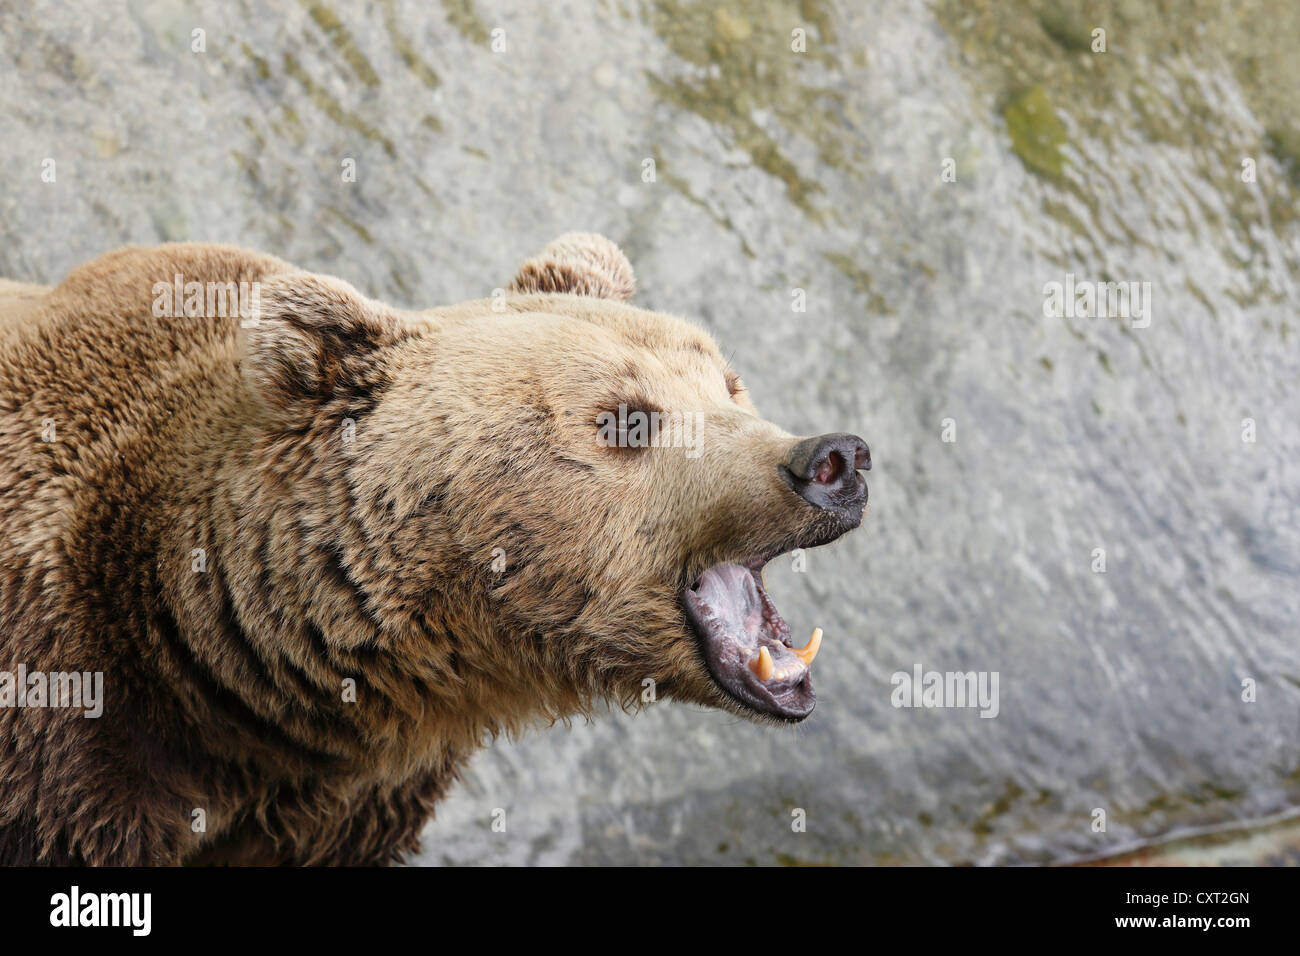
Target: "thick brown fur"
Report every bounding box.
[0,234,839,865]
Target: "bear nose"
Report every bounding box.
[780,432,870,517]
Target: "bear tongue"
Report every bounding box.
[688,563,766,643]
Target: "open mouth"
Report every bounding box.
[681,432,869,721]
[682,557,821,721]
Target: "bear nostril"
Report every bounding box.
[781,432,870,519]
[814,451,844,485]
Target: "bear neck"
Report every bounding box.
[179,400,589,787]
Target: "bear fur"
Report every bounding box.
[0,234,864,865]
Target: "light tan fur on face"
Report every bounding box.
[0,235,833,865]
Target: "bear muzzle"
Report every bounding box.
[681,432,870,722]
[779,432,870,525]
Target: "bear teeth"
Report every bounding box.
[748,629,822,682]
[794,628,822,666]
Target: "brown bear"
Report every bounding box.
[0,234,869,865]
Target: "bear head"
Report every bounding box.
[242,234,869,731]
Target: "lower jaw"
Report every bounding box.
[682,561,821,721]
[714,675,816,722]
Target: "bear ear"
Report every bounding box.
[507,232,636,301]
[243,272,411,424]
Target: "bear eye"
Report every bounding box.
[593,398,662,452]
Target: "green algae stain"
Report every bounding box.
[440,0,491,46]
[972,780,1027,837]
[1002,84,1068,180]
[645,0,842,222]
[382,0,442,90]
[823,252,893,315]
[301,1,382,88]
[327,206,375,244]
[1037,3,1095,54]
[283,53,397,158]
[1266,126,1300,186]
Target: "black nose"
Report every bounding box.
[780,432,870,517]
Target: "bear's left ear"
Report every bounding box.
[507,232,636,301]
[243,272,412,424]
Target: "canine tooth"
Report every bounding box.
[760,567,769,590]
[794,628,822,667]
[750,646,774,681]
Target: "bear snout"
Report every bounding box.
[779,432,870,522]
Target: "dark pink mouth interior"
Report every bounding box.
[682,562,816,720]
